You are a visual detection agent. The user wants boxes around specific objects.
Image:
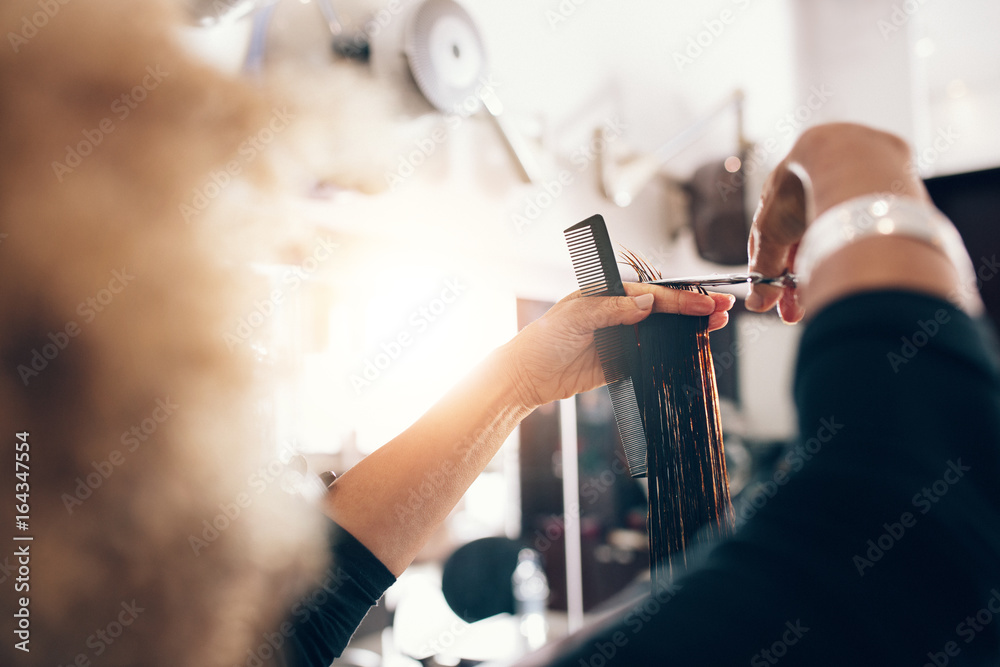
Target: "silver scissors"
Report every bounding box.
[648,270,797,289]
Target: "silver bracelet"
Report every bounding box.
[795,194,980,312]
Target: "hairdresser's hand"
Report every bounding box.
[745,155,809,323]
[746,123,930,323]
[502,285,734,410]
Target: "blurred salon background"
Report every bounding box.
[178,0,1000,664]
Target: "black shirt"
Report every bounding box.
[281,519,395,667]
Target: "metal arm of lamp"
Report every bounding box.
[599,89,749,207]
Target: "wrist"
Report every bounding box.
[796,194,982,315]
[491,341,540,415]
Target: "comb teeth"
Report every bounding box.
[606,377,648,477]
[564,215,648,478]
[592,326,633,383]
[565,222,622,294]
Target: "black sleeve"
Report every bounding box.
[280,517,396,667]
[518,290,1000,666]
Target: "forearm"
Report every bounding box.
[323,343,531,576]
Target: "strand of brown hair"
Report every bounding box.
[620,249,734,589]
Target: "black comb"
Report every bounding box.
[564,215,647,478]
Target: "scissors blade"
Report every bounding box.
[648,272,797,288]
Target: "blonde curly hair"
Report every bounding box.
[0,1,330,664]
